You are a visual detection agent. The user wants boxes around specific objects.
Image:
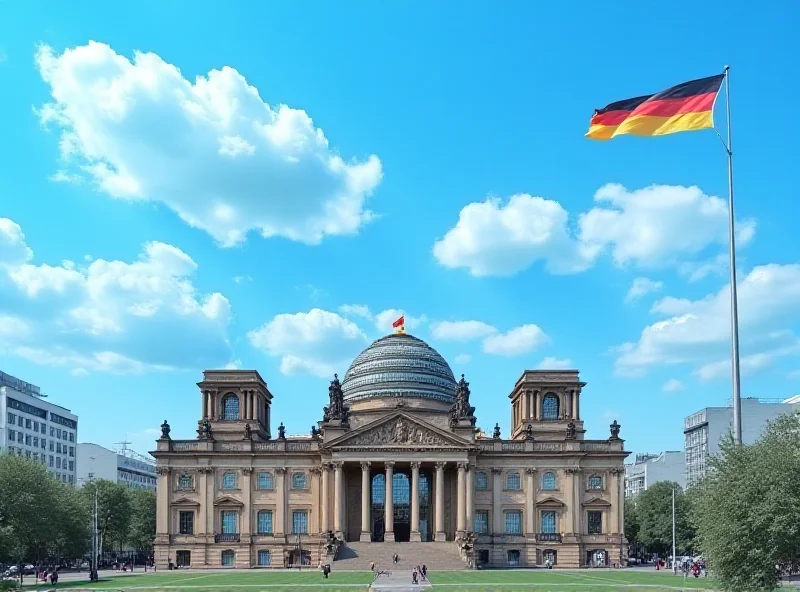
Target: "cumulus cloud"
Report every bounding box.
[0,218,232,374]
[432,320,548,356]
[615,264,800,378]
[453,354,471,364]
[338,304,426,334]
[625,277,663,303]
[35,42,383,247]
[538,356,572,369]
[433,184,755,277]
[247,309,369,378]
[662,379,685,392]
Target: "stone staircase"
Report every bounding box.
[334,541,467,571]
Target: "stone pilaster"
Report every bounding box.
[456,462,467,533]
[276,468,286,539]
[410,461,421,542]
[242,468,252,541]
[360,461,371,542]
[310,467,322,535]
[333,461,344,538]
[465,464,474,533]
[491,468,503,535]
[435,461,447,541]
[321,463,330,533]
[384,461,395,542]
[525,468,536,536]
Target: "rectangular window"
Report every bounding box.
[33,421,38,431]
[41,424,46,434]
[587,511,603,534]
[69,460,74,471]
[25,434,31,446]
[57,429,62,439]
[25,419,31,429]
[56,457,61,469]
[257,550,271,566]
[41,439,46,449]
[57,442,61,453]
[33,437,38,447]
[257,472,273,489]
[504,510,522,535]
[49,441,54,452]
[7,429,14,441]
[50,427,54,437]
[292,510,308,534]
[179,511,194,535]
[16,432,22,443]
[69,446,74,457]
[69,432,74,442]
[541,511,557,534]
[474,510,489,534]
[257,510,273,534]
[7,412,14,424]
[221,511,238,534]
[49,455,54,467]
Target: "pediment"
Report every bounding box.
[326,412,472,449]
[537,496,566,508]
[213,495,244,507]
[171,497,200,506]
[582,497,612,507]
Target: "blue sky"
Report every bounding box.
[1,0,798,458]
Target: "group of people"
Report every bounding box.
[37,569,59,585]
[369,556,428,584]
[411,564,427,584]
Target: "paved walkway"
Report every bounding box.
[369,569,432,591]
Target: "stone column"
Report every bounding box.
[533,390,540,420]
[523,392,530,419]
[202,391,208,419]
[242,390,248,420]
[576,390,581,420]
[525,468,536,536]
[333,462,344,538]
[610,468,623,534]
[276,468,286,539]
[155,467,170,535]
[410,462,421,542]
[321,464,330,533]
[456,462,467,532]
[434,462,447,541]
[205,468,214,535]
[242,469,252,541]
[360,462,371,542]
[491,468,503,535]
[384,462,395,542]
[310,467,322,535]
[465,464,474,532]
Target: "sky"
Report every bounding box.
[1,0,799,459]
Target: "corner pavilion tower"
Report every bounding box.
[152,333,629,569]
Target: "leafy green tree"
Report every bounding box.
[694,411,800,592]
[47,483,91,560]
[635,480,694,555]
[81,479,131,552]
[0,454,61,568]
[127,489,156,553]
[624,496,639,546]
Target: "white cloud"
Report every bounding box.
[431,320,497,341]
[433,184,755,277]
[247,309,368,378]
[662,379,685,392]
[373,309,427,334]
[483,324,548,356]
[432,194,591,277]
[339,304,374,320]
[678,254,730,282]
[625,277,663,303]
[454,354,471,364]
[233,275,251,284]
[693,343,800,382]
[538,356,572,369]
[0,218,232,374]
[35,42,383,247]
[432,319,548,357]
[49,170,83,184]
[615,264,800,378]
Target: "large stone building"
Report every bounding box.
[153,333,629,570]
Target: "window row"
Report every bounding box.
[472,509,605,535]
[177,471,308,491]
[473,471,605,491]
[177,509,309,535]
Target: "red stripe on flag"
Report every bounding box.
[392,315,405,328]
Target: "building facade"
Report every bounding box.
[0,371,79,485]
[684,397,798,486]
[624,451,685,498]
[153,333,629,570]
[77,442,157,491]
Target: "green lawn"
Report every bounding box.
[21,569,718,591]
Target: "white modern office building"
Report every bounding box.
[0,370,79,485]
[684,397,798,486]
[624,451,685,498]
[77,442,157,491]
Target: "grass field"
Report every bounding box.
[21,569,718,591]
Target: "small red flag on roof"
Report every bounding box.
[392,315,405,329]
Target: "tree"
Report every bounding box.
[624,496,639,546]
[47,483,90,560]
[81,479,131,553]
[127,489,156,553]
[635,481,694,556]
[693,411,800,592]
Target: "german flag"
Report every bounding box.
[586,74,724,140]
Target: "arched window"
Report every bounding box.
[178,473,192,490]
[292,472,307,489]
[221,393,240,420]
[257,510,273,535]
[222,472,237,489]
[588,474,603,490]
[257,472,274,490]
[505,471,521,490]
[475,471,488,490]
[542,472,557,490]
[541,393,560,420]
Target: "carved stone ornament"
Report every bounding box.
[491,467,503,475]
[242,468,252,475]
[160,420,171,440]
[275,467,287,475]
[610,420,621,440]
[345,417,451,447]
[525,424,535,441]
[565,421,577,440]
[492,423,501,440]
[525,467,537,475]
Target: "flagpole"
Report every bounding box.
[723,65,743,445]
